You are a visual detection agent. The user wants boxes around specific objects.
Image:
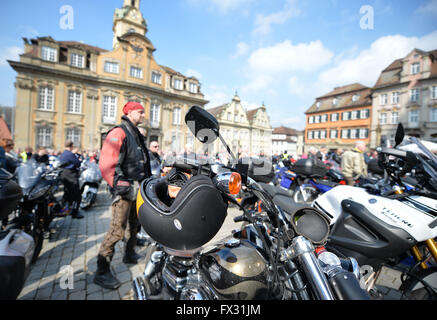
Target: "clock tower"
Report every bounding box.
[113,0,148,49]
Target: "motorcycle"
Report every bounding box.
[132,106,370,301]
[0,168,35,300]
[11,158,62,262]
[79,160,102,210]
[313,123,437,299]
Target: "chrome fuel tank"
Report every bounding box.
[199,238,268,300]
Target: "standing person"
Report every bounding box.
[94,101,152,290]
[59,141,84,219]
[341,141,368,185]
[149,140,163,178]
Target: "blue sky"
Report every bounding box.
[0,0,437,130]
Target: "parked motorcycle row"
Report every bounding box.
[0,156,102,300]
[132,106,389,301]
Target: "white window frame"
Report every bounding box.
[188,82,197,94]
[70,53,84,68]
[392,92,400,104]
[359,129,369,139]
[379,112,387,125]
[66,127,81,147]
[431,109,437,122]
[321,114,327,123]
[332,98,338,106]
[320,130,326,139]
[341,129,349,139]
[308,131,313,139]
[173,78,183,90]
[314,115,320,123]
[36,126,52,148]
[104,61,119,74]
[380,94,388,105]
[360,109,369,119]
[41,46,57,62]
[173,107,181,125]
[103,96,117,123]
[330,129,337,139]
[331,113,338,122]
[342,112,350,121]
[350,129,357,139]
[314,131,320,139]
[151,71,162,84]
[130,66,143,79]
[410,88,420,102]
[150,103,161,127]
[408,110,419,127]
[391,112,399,125]
[38,86,54,111]
[352,94,360,102]
[411,62,420,75]
[67,91,82,114]
[431,86,437,100]
[308,116,314,124]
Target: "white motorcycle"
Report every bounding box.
[313,124,437,299]
[79,160,102,210]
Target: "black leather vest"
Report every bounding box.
[116,117,152,182]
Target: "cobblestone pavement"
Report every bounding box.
[17,186,243,300]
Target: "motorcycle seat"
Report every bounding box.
[273,194,308,215]
[258,182,291,198]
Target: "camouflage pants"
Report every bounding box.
[98,197,139,259]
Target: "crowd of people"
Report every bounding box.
[274,141,378,185]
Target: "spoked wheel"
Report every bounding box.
[400,266,437,300]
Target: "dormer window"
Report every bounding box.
[173,78,183,90]
[151,71,162,84]
[316,102,321,108]
[332,98,338,106]
[352,94,360,102]
[411,62,420,75]
[41,46,57,62]
[188,82,197,94]
[70,53,84,68]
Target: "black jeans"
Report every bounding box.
[61,169,81,214]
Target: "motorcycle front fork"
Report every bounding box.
[411,239,437,270]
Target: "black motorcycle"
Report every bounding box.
[0,168,35,300]
[10,158,62,262]
[132,106,370,301]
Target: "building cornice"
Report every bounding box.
[8,60,209,105]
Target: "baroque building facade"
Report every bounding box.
[8,0,208,152]
[370,48,437,148]
[305,83,372,152]
[206,94,273,157]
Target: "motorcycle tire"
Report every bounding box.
[400,266,437,300]
[293,186,319,204]
[30,212,43,264]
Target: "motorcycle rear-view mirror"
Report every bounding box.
[394,123,405,147]
[185,106,219,144]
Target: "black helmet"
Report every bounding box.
[136,173,228,252]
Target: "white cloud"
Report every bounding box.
[231,42,250,59]
[0,46,22,67]
[416,0,437,15]
[241,74,274,95]
[186,68,202,80]
[288,76,308,96]
[248,39,334,73]
[316,30,437,94]
[204,84,232,108]
[252,0,301,36]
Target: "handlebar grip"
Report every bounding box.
[234,215,248,223]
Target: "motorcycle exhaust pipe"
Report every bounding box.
[283,236,335,300]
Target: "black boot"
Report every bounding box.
[71,210,84,219]
[93,255,121,290]
[122,249,141,264]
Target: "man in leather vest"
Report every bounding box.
[94,101,152,290]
